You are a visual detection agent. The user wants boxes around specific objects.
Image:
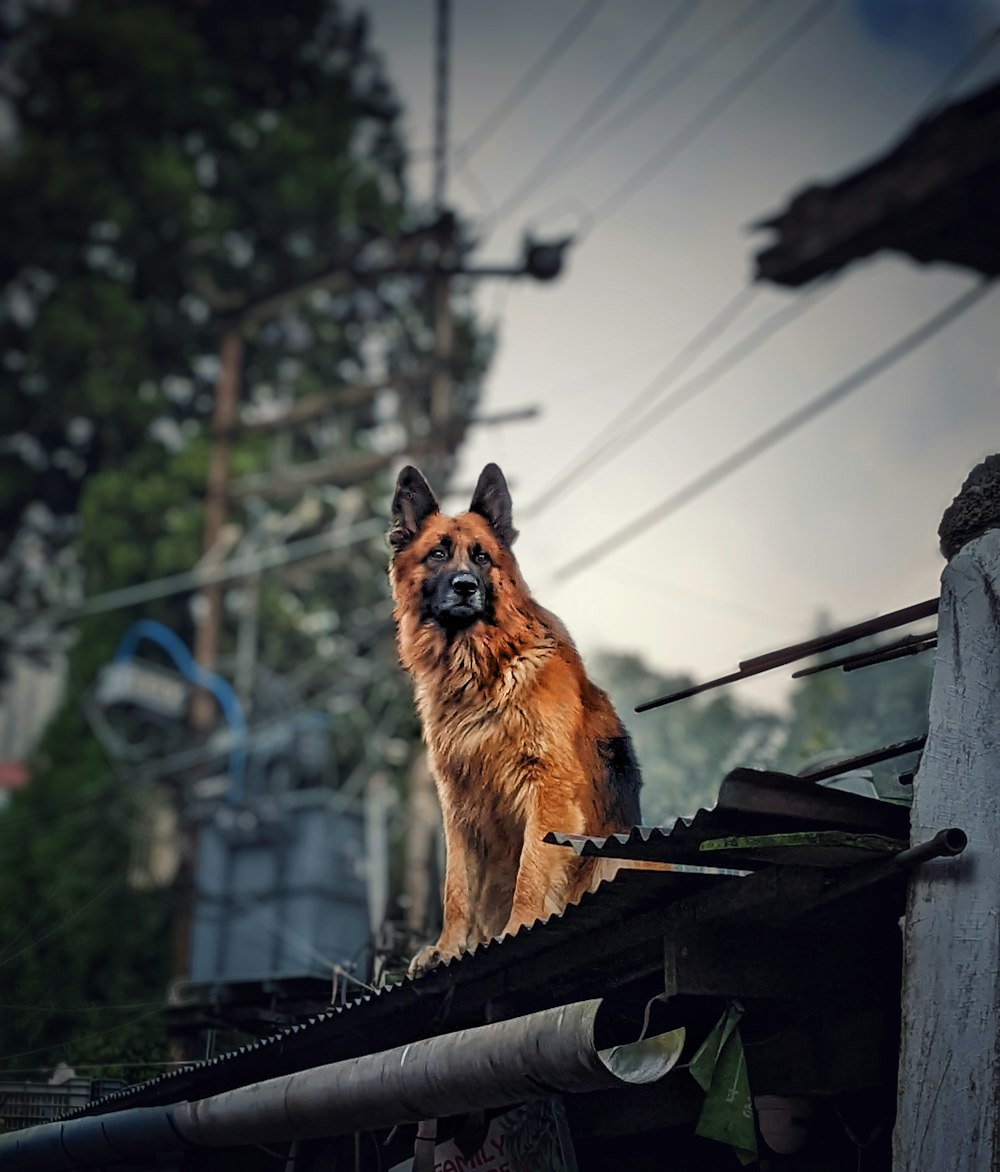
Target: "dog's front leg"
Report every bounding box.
[408,813,473,976]
[502,798,580,937]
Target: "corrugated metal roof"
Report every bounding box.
[545,767,909,870]
[546,827,907,869]
[64,768,910,1122]
[66,866,728,1120]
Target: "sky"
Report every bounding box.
[362,0,1000,710]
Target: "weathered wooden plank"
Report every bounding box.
[893,529,1000,1169]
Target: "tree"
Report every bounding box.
[0,0,489,1073]
[592,650,783,823]
[592,621,932,825]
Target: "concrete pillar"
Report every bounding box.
[894,457,1000,1169]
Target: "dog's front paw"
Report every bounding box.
[407,943,460,977]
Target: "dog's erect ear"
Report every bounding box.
[469,463,518,547]
[389,466,439,552]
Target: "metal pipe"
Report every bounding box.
[816,828,968,910]
[172,998,683,1147]
[0,1000,684,1169]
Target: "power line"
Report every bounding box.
[527,281,836,519]
[0,870,126,969]
[0,1003,165,1065]
[522,285,759,518]
[528,10,999,520]
[591,565,796,634]
[23,517,385,630]
[0,999,165,1013]
[488,0,699,228]
[589,0,836,227]
[915,22,1000,121]
[554,279,995,582]
[455,0,609,166]
[545,0,772,191]
[0,838,107,963]
[0,784,109,842]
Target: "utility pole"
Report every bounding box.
[192,326,244,731]
[172,324,243,1000]
[405,0,454,942]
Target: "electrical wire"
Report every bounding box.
[590,565,797,634]
[544,282,833,512]
[554,279,995,582]
[0,870,126,969]
[0,785,110,843]
[525,280,836,520]
[0,1003,165,1065]
[20,517,385,631]
[0,999,165,1013]
[914,22,1000,121]
[522,284,760,518]
[545,0,772,190]
[0,837,108,963]
[529,12,1000,521]
[455,0,609,165]
[588,0,836,228]
[488,0,699,228]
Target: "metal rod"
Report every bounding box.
[791,629,937,679]
[891,827,968,869]
[842,637,936,673]
[798,735,927,782]
[636,596,939,712]
[739,597,940,673]
[817,827,968,910]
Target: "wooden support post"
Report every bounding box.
[893,496,1000,1166]
[172,326,243,1004]
[191,326,244,731]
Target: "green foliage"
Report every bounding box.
[593,651,783,822]
[593,622,933,822]
[0,704,170,1080]
[0,0,488,1078]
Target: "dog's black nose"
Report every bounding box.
[450,572,479,597]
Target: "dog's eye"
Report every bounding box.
[427,547,447,561]
[472,550,491,567]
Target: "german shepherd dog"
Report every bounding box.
[388,463,641,974]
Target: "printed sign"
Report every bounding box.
[388,1099,577,1172]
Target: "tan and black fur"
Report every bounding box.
[389,463,641,973]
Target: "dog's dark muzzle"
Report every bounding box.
[434,570,487,625]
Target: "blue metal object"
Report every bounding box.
[190,790,370,984]
[112,619,247,801]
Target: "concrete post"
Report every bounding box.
[893,457,1000,1169]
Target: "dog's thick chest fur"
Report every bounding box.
[388,464,642,972]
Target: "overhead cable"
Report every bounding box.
[523,285,758,518]
[554,279,995,582]
[915,22,1000,121]
[0,1003,165,1065]
[456,0,609,165]
[488,0,699,228]
[526,281,836,518]
[22,517,385,630]
[546,0,772,191]
[589,0,836,227]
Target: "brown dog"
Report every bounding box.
[388,463,642,973]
